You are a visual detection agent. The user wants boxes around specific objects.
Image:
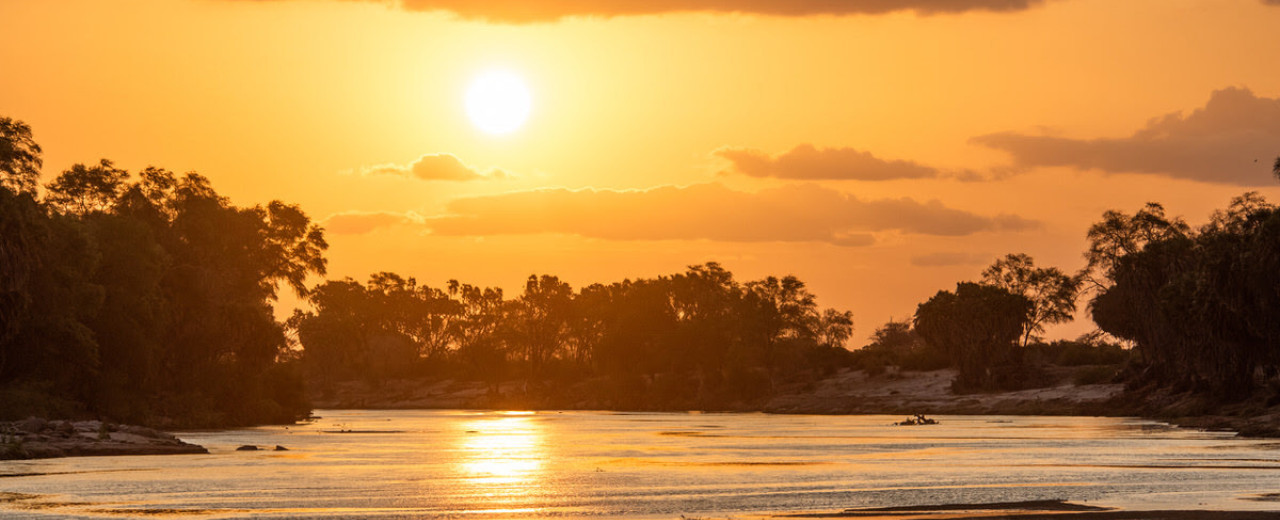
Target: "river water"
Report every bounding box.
[2,410,1279,518]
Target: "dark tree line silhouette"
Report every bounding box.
[3,115,1277,425]
[1089,193,1280,401]
[1,118,324,427]
[290,265,858,408]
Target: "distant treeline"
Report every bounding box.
[1,118,324,427]
[292,265,857,408]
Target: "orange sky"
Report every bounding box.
[3,0,1280,341]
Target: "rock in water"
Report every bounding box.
[236,445,260,451]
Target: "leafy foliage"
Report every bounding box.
[1089,190,1280,401]
[982,253,1081,347]
[914,282,1032,392]
[0,119,325,427]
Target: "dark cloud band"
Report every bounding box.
[716,144,939,181]
[233,0,1048,22]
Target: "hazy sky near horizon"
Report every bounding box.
[3,0,1280,341]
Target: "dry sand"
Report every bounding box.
[779,500,1280,519]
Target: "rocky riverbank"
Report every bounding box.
[0,418,207,460]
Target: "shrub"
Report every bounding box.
[1074,365,1119,385]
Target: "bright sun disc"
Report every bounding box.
[466,71,532,135]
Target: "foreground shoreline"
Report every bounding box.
[781,500,1280,519]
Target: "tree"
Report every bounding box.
[512,274,574,380]
[865,320,918,355]
[982,253,1081,347]
[44,160,129,216]
[816,309,854,350]
[1082,202,1189,292]
[0,118,41,194]
[914,282,1031,391]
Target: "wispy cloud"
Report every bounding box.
[322,210,424,235]
[716,144,939,181]
[910,251,992,267]
[419,183,1037,246]
[361,154,508,182]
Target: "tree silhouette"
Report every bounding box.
[0,117,325,426]
[0,118,41,194]
[1089,195,1280,401]
[982,253,1080,347]
[45,160,129,216]
[914,282,1031,391]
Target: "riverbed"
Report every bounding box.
[2,411,1279,518]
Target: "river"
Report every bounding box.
[2,410,1279,518]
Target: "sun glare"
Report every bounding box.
[466,70,532,135]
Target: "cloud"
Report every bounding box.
[421,183,1036,246]
[322,211,423,235]
[973,87,1280,186]
[716,144,939,181]
[362,154,507,181]
[910,251,992,267]
[231,0,1048,22]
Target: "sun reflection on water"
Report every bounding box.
[458,413,546,498]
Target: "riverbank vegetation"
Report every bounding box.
[3,116,1279,429]
[292,264,857,409]
[1,118,322,427]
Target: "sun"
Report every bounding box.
[465,70,532,135]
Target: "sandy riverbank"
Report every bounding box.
[311,367,1126,416]
[781,499,1280,519]
[311,366,1280,438]
[763,367,1122,416]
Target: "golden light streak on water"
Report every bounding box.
[458,414,546,502]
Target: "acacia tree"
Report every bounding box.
[816,309,854,350]
[981,253,1081,347]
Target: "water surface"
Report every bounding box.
[2,410,1279,518]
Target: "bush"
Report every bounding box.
[898,347,951,372]
[1027,339,1130,367]
[1074,365,1119,385]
